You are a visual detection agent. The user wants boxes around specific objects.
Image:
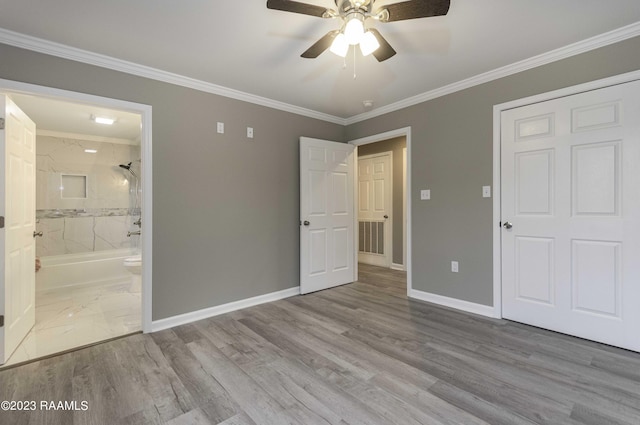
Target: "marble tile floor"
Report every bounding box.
[1,278,141,368]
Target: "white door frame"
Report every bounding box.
[357,151,393,268]
[402,147,407,271]
[492,69,640,319]
[0,78,153,333]
[349,127,411,295]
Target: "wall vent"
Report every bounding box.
[359,220,384,255]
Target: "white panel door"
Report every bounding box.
[358,153,391,267]
[501,80,640,351]
[300,137,355,294]
[1,95,37,364]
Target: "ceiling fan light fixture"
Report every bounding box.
[329,33,349,58]
[359,30,380,56]
[344,15,365,45]
[268,0,451,63]
[330,32,349,57]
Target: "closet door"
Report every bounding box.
[501,80,640,351]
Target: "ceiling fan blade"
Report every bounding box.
[301,30,340,58]
[267,0,332,18]
[369,29,396,62]
[380,0,450,22]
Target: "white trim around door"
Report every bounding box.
[349,127,411,295]
[0,78,154,333]
[492,69,640,320]
[400,147,407,271]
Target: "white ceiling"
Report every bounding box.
[7,93,141,143]
[0,0,639,119]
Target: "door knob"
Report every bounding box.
[33,231,43,238]
[503,221,513,230]
[383,215,389,219]
[303,221,310,226]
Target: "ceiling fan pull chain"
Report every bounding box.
[353,45,357,80]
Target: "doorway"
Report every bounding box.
[358,152,392,268]
[350,127,411,293]
[0,79,152,367]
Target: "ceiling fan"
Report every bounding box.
[266,0,450,62]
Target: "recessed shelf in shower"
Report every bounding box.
[60,174,88,199]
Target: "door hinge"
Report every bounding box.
[0,315,4,327]
[0,216,3,229]
[0,118,4,130]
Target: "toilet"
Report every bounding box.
[123,255,142,274]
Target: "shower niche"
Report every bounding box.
[60,174,87,199]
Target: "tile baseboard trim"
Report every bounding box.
[151,286,300,332]
[408,288,498,318]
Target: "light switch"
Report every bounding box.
[420,189,431,200]
[247,127,254,138]
[482,186,491,198]
[217,122,224,134]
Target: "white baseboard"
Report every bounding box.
[151,287,300,332]
[390,263,405,271]
[408,288,498,318]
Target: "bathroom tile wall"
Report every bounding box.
[36,135,141,256]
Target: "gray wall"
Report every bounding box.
[0,43,345,320]
[2,35,640,317]
[358,136,406,265]
[346,36,640,306]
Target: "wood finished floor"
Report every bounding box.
[2,263,640,424]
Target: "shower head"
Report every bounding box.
[119,162,138,178]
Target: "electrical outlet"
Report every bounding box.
[420,189,431,200]
[451,261,459,273]
[247,127,254,138]
[482,185,491,198]
[217,122,224,134]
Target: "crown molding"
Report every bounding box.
[344,21,640,125]
[1,21,639,128]
[0,28,346,125]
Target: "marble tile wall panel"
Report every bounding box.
[36,216,135,257]
[35,135,140,256]
[36,218,65,256]
[36,136,140,212]
[94,216,132,251]
[62,217,96,253]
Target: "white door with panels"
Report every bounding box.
[300,137,355,294]
[501,80,640,351]
[358,153,391,267]
[0,95,37,364]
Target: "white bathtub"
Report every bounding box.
[37,248,136,291]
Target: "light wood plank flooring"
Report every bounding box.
[1,264,640,424]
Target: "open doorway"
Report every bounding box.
[0,80,152,367]
[350,127,411,294]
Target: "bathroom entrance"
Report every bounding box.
[0,81,152,367]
